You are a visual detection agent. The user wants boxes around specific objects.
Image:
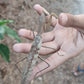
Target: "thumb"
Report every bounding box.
[58,13,84,29]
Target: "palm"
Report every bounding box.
[29,22,84,80]
[52,22,84,58]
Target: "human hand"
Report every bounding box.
[58,13,84,33]
[13,4,84,80]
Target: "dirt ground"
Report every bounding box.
[0,0,84,84]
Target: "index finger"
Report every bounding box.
[18,29,54,43]
[34,4,57,27]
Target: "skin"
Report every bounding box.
[13,4,84,79]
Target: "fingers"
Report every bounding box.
[34,4,43,15]
[13,43,32,53]
[58,13,84,29]
[18,29,37,40]
[18,29,54,43]
[34,4,57,27]
[40,41,59,55]
[30,50,68,80]
[41,31,54,43]
[13,41,58,55]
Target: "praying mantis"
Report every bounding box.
[15,7,58,84]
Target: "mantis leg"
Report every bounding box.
[15,57,27,73]
[42,45,56,51]
[34,55,50,78]
[46,13,58,30]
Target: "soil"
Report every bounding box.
[0,0,84,84]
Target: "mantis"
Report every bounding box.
[15,7,58,84]
[21,12,49,84]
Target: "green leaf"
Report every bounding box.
[0,33,4,40]
[0,26,5,34]
[0,25,6,40]
[3,25,21,43]
[0,44,10,62]
[0,19,14,25]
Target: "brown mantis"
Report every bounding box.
[15,7,58,84]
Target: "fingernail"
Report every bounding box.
[59,13,68,25]
[33,4,40,9]
[13,44,21,52]
[18,29,25,36]
[33,4,42,15]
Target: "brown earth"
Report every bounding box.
[0,0,84,84]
